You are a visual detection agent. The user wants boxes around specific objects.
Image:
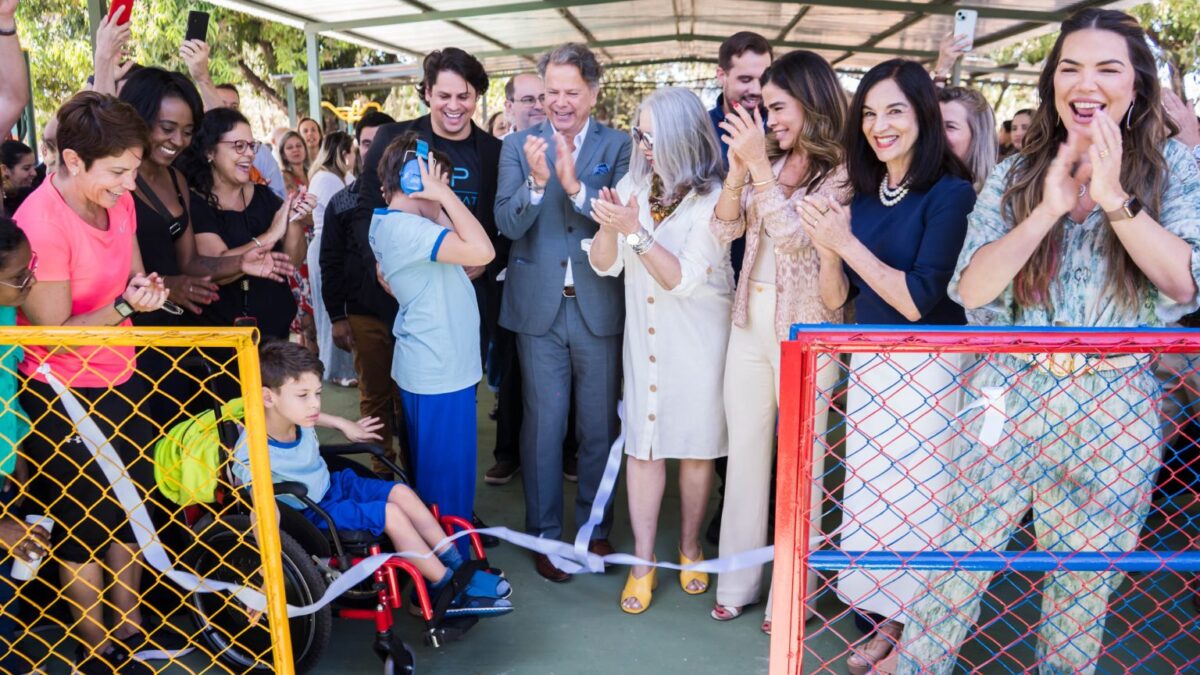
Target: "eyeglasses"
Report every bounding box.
[218,140,260,155]
[512,94,545,106]
[632,126,654,151]
[0,251,37,292]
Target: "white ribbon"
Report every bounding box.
[42,371,776,619]
[956,385,1007,447]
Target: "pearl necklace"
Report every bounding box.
[878,173,910,207]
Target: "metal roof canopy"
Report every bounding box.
[209,0,1136,117]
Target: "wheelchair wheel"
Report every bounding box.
[185,514,333,673]
[382,633,417,675]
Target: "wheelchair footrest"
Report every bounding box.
[424,615,479,648]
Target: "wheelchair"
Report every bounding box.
[179,436,496,675]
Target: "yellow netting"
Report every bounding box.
[0,327,294,674]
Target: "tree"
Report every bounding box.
[1130,0,1200,98]
[16,0,394,131]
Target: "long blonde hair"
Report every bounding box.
[937,87,997,193]
[308,131,354,182]
[1004,9,1175,312]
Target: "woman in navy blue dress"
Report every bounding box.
[799,59,976,674]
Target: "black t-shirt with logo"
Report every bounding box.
[432,135,484,219]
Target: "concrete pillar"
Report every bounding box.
[305,29,321,122]
[286,81,298,128]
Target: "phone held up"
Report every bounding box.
[400,140,430,195]
[953,9,978,52]
[107,0,135,25]
[185,10,210,42]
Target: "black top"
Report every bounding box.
[191,184,296,339]
[132,169,191,327]
[319,181,398,323]
[354,115,506,287]
[845,173,976,325]
[435,135,484,217]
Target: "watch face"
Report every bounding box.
[627,232,642,246]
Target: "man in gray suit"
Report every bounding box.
[495,43,631,582]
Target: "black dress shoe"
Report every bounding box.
[534,554,570,583]
[472,513,501,548]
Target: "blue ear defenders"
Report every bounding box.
[399,139,430,195]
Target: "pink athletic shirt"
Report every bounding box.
[14,177,138,387]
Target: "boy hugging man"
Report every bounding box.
[232,340,512,616]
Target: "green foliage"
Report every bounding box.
[990,32,1057,68]
[17,0,393,130]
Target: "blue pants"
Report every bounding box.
[400,386,477,531]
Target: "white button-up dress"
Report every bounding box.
[590,174,733,460]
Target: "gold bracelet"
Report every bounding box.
[722,182,744,195]
[751,177,776,188]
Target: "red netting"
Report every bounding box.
[772,328,1200,675]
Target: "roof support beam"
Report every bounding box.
[776,6,811,42]
[831,0,957,66]
[310,0,1074,33]
[554,4,614,61]
[475,32,937,61]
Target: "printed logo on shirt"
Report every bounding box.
[450,167,479,209]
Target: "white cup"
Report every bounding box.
[10,515,53,581]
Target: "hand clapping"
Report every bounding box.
[590,187,640,235]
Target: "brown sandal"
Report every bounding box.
[846,620,903,675]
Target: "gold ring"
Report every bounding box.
[1099,149,1110,159]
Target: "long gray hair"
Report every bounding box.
[937,86,997,193]
[627,87,724,196]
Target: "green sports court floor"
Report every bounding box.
[23,382,1200,673]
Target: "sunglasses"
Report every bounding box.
[0,251,36,292]
[632,126,654,151]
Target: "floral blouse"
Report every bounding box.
[710,159,851,340]
[949,140,1200,328]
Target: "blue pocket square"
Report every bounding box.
[593,163,611,176]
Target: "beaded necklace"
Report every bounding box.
[648,175,686,225]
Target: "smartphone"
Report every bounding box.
[399,139,430,195]
[108,0,135,25]
[954,9,978,52]
[185,10,209,42]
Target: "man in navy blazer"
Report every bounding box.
[495,43,631,581]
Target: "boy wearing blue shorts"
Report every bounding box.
[232,340,511,615]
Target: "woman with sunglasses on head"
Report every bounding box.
[800,58,976,673]
[707,50,850,634]
[181,108,315,341]
[897,10,1200,674]
[14,92,183,672]
[589,87,732,616]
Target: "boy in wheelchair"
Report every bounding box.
[231,340,512,617]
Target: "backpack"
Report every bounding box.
[153,398,245,506]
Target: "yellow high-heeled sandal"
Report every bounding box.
[679,548,709,595]
[620,567,658,615]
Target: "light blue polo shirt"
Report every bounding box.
[368,209,482,395]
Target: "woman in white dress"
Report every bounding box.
[307,131,358,385]
[589,87,733,615]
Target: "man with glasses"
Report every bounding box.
[503,74,547,135]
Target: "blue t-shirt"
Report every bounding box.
[845,174,976,325]
[0,306,28,477]
[368,209,482,395]
[232,425,329,510]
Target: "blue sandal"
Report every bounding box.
[446,591,514,618]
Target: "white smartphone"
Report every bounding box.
[954,9,978,52]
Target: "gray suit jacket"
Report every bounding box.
[495,119,632,337]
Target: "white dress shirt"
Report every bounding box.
[530,118,591,287]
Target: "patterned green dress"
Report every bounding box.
[898,140,1200,675]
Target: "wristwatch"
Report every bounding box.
[113,296,137,318]
[628,228,655,255]
[526,174,545,195]
[1104,195,1142,223]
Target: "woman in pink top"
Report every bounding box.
[13,92,181,672]
[708,50,850,633]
